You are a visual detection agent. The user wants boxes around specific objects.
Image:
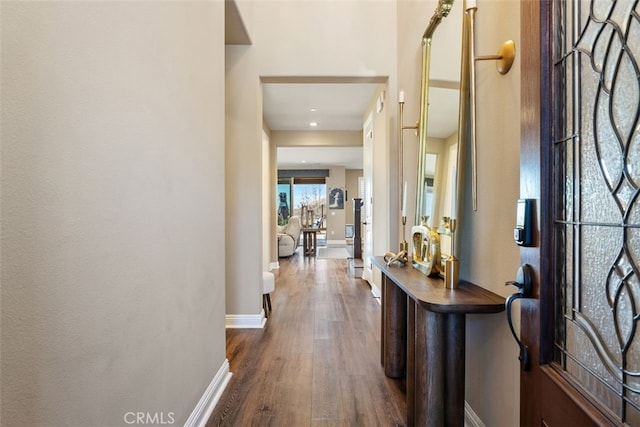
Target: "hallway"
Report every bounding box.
[207,251,407,426]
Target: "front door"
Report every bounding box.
[520,1,640,425]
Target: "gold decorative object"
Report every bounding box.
[411,221,442,277]
[384,248,408,267]
[385,212,409,266]
[444,219,459,289]
[400,215,408,254]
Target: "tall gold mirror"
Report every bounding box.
[410,0,465,278]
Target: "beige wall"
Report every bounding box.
[273,130,362,147]
[461,2,521,425]
[1,2,227,426]
[226,1,397,316]
[398,1,521,426]
[326,167,347,241]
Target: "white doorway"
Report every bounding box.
[362,113,375,293]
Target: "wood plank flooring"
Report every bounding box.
[207,248,407,426]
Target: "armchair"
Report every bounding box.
[277,216,302,257]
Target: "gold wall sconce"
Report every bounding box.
[476,39,516,75]
[466,1,516,211]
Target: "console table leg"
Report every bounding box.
[414,308,446,426]
[407,299,416,427]
[380,276,385,366]
[382,274,406,378]
[423,310,445,427]
[445,314,465,427]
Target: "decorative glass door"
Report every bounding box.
[552,1,640,423]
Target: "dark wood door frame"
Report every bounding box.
[519,1,547,420]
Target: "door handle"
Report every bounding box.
[505,264,533,371]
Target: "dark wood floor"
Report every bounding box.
[207,248,407,426]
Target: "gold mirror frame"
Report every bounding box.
[411,0,466,278]
[408,0,515,284]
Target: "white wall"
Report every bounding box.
[267,126,279,268]
[262,129,272,271]
[397,1,521,426]
[1,2,227,425]
[226,1,397,316]
[367,85,395,258]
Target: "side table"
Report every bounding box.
[302,228,318,256]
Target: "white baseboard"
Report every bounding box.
[370,283,381,298]
[184,359,232,427]
[225,311,266,328]
[269,261,279,270]
[326,239,347,245]
[464,401,486,427]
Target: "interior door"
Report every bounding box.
[520,1,640,425]
[362,113,375,287]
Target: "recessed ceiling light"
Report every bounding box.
[301,160,307,163]
[310,108,317,112]
[309,122,318,127]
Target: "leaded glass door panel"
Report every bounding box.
[520,0,640,425]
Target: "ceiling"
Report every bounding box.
[264,82,378,170]
[264,82,460,170]
[263,83,380,132]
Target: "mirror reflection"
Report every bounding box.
[411,0,463,277]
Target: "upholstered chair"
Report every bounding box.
[277,216,302,257]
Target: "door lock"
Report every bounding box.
[505,264,533,371]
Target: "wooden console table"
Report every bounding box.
[371,256,505,427]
